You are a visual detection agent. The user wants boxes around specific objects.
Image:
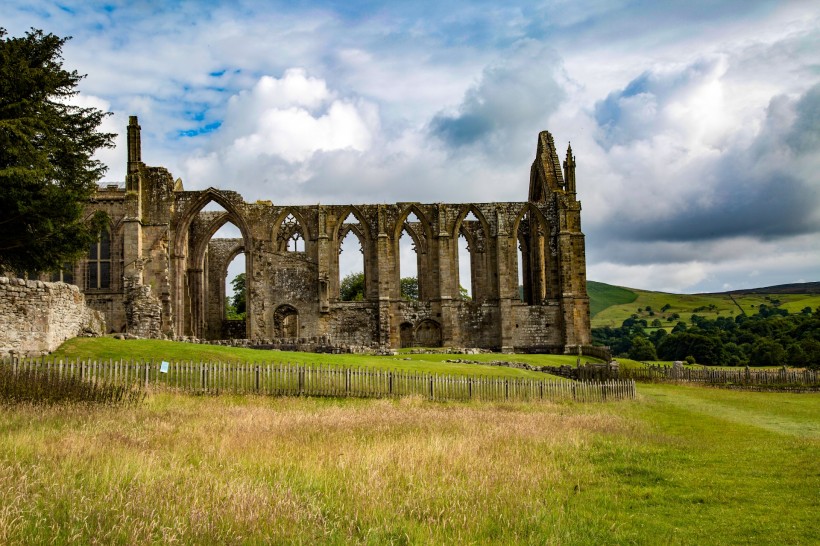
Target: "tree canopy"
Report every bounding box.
[230,273,246,315]
[340,272,365,301]
[593,304,820,368]
[0,28,113,276]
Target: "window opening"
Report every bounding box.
[88,229,111,289]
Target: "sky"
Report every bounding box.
[5,0,820,294]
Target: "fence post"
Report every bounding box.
[505,379,509,400]
[429,375,434,400]
[255,365,260,393]
[468,377,472,399]
[299,367,305,395]
[389,372,393,396]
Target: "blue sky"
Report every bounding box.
[5,0,819,293]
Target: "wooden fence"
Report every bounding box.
[1,358,636,403]
[620,364,820,388]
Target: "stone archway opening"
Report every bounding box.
[338,213,366,301]
[415,319,442,347]
[175,194,252,340]
[399,322,414,348]
[398,212,421,301]
[274,304,299,339]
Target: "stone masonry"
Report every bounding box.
[49,116,591,353]
[0,277,105,357]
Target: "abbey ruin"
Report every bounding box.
[56,116,591,353]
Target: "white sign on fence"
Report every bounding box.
[160,361,169,374]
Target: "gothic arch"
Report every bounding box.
[172,188,252,258]
[332,206,373,301]
[511,203,555,305]
[271,207,312,252]
[191,211,241,270]
[393,204,433,246]
[170,188,253,338]
[331,205,372,243]
[451,204,491,240]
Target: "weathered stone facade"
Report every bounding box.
[57,116,591,352]
[0,277,105,357]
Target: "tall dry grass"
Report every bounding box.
[0,395,634,544]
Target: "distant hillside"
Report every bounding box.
[587,281,637,316]
[716,282,820,295]
[587,281,820,329]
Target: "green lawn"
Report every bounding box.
[0,384,816,544]
[48,337,597,380]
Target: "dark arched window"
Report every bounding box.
[87,229,111,289]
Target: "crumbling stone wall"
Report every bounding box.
[0,277,105,357]
[124,273,163,338]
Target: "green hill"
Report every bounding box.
[587,281,637,316]
[587,281,819,329]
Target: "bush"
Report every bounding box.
[684,356,696,365]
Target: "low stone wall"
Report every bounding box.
[0,277,105,357]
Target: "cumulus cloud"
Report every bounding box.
[182,69,380,194]
[216,70,377,163]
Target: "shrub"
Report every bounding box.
[684,356,696,365]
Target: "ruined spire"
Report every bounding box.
[563,142,576,195]
[126,116,142,192]
[529,131,565,202]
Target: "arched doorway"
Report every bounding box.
[274,304,299,339]
[399,322,414,348]
[415,319,442,347]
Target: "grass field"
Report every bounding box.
[0,384,816,544]
[589,282,819,328]
[48,337,596,380]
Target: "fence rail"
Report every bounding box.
[620,364,820,387]
[1,358,636,403]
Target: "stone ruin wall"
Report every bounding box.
[0,277,105,357]
[8,117,591,356]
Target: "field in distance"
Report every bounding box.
[588,280,820,329]
[48,337,595,380]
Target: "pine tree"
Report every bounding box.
[0,28,113,275]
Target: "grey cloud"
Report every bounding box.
[590,81,820,246]
[786,83,820,153]
[429,42,566,158]
[593,58,722,149]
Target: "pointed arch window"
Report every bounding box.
[88,229,111,289]
[278,214,305,252]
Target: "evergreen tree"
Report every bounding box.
[0,29,113,275]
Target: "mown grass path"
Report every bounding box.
[0,384,816,544]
